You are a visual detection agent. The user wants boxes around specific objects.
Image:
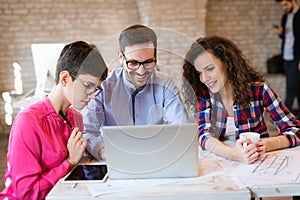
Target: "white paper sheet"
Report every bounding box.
[225,149,300,187]
[199,148,300,188]
[86,178,190,197]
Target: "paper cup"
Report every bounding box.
[239,132,260,146]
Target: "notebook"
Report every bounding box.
[102,123,199,180]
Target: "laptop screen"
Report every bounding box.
[103,123,199,179]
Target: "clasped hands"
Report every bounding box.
[235,138,266,164]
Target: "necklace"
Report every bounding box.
[59,110,74,130]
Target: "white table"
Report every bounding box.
[47,146,300,200]
[46,175,250,200]
[249,146,300,199]
[250,183,300,198]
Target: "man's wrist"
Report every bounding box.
[98,147,106,160]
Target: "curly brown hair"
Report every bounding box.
[182,35,265,111]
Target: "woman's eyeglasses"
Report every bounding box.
[71,75,103,96]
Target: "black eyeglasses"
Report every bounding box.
[122,52,156,70]
[71,75,103,96]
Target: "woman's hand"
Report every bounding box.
[256,140,266,161]
[66,127,87,168]
[235,138,259,164]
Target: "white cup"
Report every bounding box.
[239,132,260,147]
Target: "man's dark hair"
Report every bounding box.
[119,24,157,54]
[55,41,108,84]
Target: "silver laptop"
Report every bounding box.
[102,123,199,180]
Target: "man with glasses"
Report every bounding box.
[83,24,191,160]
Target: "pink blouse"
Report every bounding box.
[0,97,83,200]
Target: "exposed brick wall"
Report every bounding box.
[0,0,207,133]
[0,0,140,94]
[134,0,207,89]
[206,0,283,74]
[205,0,297,110]
[0,0,292,133]
[0,0,142,133]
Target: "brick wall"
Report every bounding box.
[0,0,142,133]
[135,0,207,88]
[0,0,290,134]
[0,0,141,93]
[205,0,297,110]
[206,0,283,73]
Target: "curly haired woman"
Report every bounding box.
[182,35,300,164]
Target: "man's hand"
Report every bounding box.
[98,147,106,161]
[273,25,283,35]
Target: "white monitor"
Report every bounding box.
[31,43,65,97]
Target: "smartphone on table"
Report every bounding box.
[62,163,108,183]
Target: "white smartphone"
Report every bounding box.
[61,164,108,183]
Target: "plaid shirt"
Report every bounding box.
[197,82,300,149]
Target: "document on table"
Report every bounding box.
[86,178,191,197]
[226,149,300,187]
[199,148,300,188]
